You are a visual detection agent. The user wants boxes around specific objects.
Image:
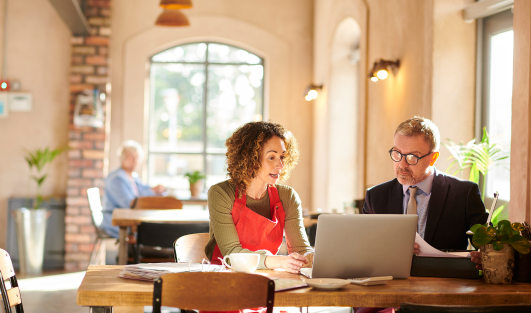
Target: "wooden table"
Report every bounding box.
[112,209,210,265]
[78,265,531,312]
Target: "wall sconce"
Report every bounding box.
[368,59,400,82]
[304,84,323,101]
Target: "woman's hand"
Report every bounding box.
[470,251,482,270]
[265,253,308,274]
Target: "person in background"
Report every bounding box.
[101,140,165,238]
[205,121,313,273]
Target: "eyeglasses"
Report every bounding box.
[389,149,432,165]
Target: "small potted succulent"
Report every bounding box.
[471,220,531,284]
[184,171,206,198]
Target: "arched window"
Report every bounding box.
[148,42,264,197]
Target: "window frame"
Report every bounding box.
[147,42,266,192]
[475,9,513,208]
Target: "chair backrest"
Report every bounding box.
[132,196,183,210]
[153,272,275,313]
[87,187,104,228]
[173,233,210,263]
[398,302,531,313]
[0,249,23,313]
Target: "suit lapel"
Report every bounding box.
[424,169,449,244]
[388,180,404,214]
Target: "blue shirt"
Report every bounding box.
[100,168,154,238]
[402,169,435,239]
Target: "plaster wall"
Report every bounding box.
[430,0,476,174]
[0,0,70,249]
[312,0,368,212]
[365,0,434,188]
[109,0,314,208]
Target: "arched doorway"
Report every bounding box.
[327,17,361,212]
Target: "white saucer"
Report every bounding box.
[302,278,350,290]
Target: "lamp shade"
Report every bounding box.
[155,10,190,27]
[160,0,193,9]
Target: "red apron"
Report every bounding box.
[211,184,286,264]
[205,185,286,313]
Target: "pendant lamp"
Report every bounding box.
[155,9,190,27]
[160,0,193,9]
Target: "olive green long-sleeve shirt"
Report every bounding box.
[205,180,313,269]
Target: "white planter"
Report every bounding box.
[13,208,48,274]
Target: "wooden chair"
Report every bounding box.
[87,187,115,265]
[152,272,275,313]
[130,196,183,209]
[173,232,210,263]
[397,302,531,313]
[0,248,23,313]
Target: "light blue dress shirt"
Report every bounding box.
[101,168,154,238]
[402,170,435,239]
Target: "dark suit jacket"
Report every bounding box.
[362,168,488,250]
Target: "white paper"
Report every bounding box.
[415,233,470,258]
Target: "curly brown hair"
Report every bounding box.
[225,121,300,195]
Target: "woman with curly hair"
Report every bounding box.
[205,121,313,273]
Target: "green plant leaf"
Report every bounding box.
[184,170,206,184]
[507,235,531,254]
[493,241,504,251]
[470,224,486,233]
[498,220,513,237]
[469,163,479,184]
[472,226,495,246]
[512,222,526,232]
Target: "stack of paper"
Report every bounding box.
[415,233,471,258]
[118,263,224,281]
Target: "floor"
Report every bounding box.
[14,271,88,313]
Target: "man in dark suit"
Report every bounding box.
[362,117,488,251]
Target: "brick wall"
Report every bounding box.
[65,0,111,270]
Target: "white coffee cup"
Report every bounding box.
[222,253,260,273]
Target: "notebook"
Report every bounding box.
[310,214,418,279]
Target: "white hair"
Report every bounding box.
[117,140,144,162]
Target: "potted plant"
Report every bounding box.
[445,127,510,224]
[184,171,206,198]
[13,147,63,274]
[471,220,531,284]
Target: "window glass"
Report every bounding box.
[208,43,261,64]
[485,30,513,200]
[206,64,264,152]
[149,43,264,197]
[152,43,207,63]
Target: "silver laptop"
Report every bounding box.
[310,214,418,279]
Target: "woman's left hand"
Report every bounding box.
[265,253,308,273]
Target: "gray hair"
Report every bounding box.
[117,140,144,162]
[395,116,440,152]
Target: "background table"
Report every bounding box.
[78,265,531,313]
[112,209,210,265]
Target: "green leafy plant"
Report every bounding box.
[184,171,206,184]
[445,127,509,198]
[444,127,509,225]
[471,220,531,254]
[24,147,64,209]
